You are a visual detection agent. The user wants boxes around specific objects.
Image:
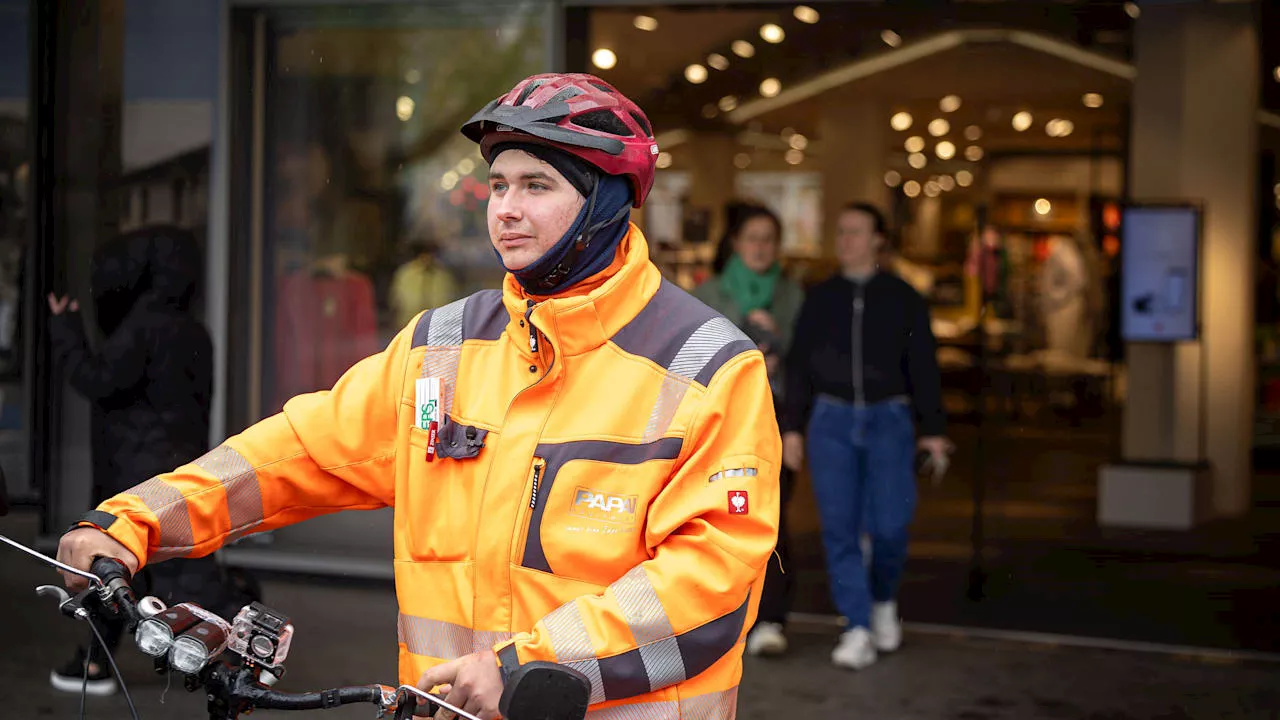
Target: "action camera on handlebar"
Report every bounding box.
[228,602,295,668]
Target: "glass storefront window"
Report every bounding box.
[253,2,549,416]
[0,0,30,503]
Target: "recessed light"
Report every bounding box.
[633,15,659,31]
[591,48,617,70]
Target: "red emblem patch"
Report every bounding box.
[728,490,749,515]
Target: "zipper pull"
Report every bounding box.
[529,461,545,510]
[525,300,539,354]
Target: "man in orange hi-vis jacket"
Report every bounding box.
[56,73,781,720]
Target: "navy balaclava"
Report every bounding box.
[489,142,632,295]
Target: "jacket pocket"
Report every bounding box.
[404,425,484,562]
[511,457,546,566]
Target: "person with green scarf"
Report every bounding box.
[694,202,804,656]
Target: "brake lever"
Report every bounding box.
[394,685,485,720]
[0,532,102,587]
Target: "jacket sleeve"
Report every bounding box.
[77,319,416,567]
[905,291,946,437]
[781,291,817,434]
[494,352,780,704]
[49,310,146,400]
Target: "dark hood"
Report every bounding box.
[90,226,200,334]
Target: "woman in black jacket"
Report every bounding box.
[46,226,237,695]
[783,203,951,671]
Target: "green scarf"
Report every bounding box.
[720,254,781,315]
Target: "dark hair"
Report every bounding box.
[712,202,783,274]
[841,201,888,236]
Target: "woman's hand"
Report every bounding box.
[47,294,79,315]
[782,431,805,472]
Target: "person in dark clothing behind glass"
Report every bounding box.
[782,202,951,671]
[45,226,243,695]
[694,202,804,656]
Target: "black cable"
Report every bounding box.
[86,617,140,720]
[80,628,91,720]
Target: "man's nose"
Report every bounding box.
[494,195,522,221]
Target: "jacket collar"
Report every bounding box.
[501,223,662,359]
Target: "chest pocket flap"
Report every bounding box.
[435,416,488,460]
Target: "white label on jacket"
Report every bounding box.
[415,377,441,431]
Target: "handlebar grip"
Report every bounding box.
[254,686,382,710]
[90,556,132,586]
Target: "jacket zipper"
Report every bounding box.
[526,300,540,355]
[852,282,866,406]
[512,457,546,564]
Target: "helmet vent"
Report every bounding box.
[549,87,585,105]
[629,111,652,137]
[515,80,545,106]
[572,110,633,137]
[589,81,615,93]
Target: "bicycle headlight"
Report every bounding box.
[135,604,200,658]
[169,619,230,675]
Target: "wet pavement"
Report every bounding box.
[2,511,1277,720]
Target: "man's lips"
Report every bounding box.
[499,233,532,247]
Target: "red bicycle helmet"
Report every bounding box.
[461,73,658,208]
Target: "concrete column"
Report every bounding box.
[1123,4,1258,516]
[818,91,888,252]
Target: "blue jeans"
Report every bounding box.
[806,396,917,629]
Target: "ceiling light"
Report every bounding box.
[908,152,927,169]
[404,69,421,85]
[396,96,415,122]
[760,24,785,44]
[457,158,475,175]
[633,15,659,31]
[781,127,796,139]
[903,180,921,198]
[965,145,984,162]
[1046,119,1075,138]
[1012,111,1033,132]
[965,125,982,141]
[707,53,730,71]
[904,136,925,153]
[734,153,752,169]
[881,30,902,48]
[794,6,820,24]
[656,152,673,170]
[1274,66,1280,82]
[592,48,617,70]
[440,171,458,191]
[1082,93,1104,108]
[939,175,956,191]
[956,170,974,187]
[890,112,913,132]
[701,104,718,119]
[928,118,950,137]
[1035,198,1052,215]
[759,78,781,98]
[924,181,941,198]
[1124,2,1140,19]
[935,141,956,160]
[785,149,804,165]
[939,95,962,113]
[718,96,738,112]
[789,134,809,151]
[732,40,755,58]
[685,64,708,84]
[884,170,902,187]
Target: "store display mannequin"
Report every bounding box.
[1038,234,1092,360]
[273,251,378,411]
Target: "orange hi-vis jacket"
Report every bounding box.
[84,224,781,720]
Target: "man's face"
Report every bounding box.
[835,209,884,271]
[487,149,586,272]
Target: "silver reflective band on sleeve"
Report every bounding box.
[127,477,194,561]
[644,317,749,441]
[582,688,739,720]
[708,467,758,484]
[193,445,263,542]
[397,613,513,660]
[610,567,687,689]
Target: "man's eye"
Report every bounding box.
[491,182,507,192]
[529,183,548,191]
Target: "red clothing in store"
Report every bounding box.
[274,269,379,411]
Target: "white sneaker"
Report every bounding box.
[831,627,877,670]
[745,622,788,657]
[871,601,902,652]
